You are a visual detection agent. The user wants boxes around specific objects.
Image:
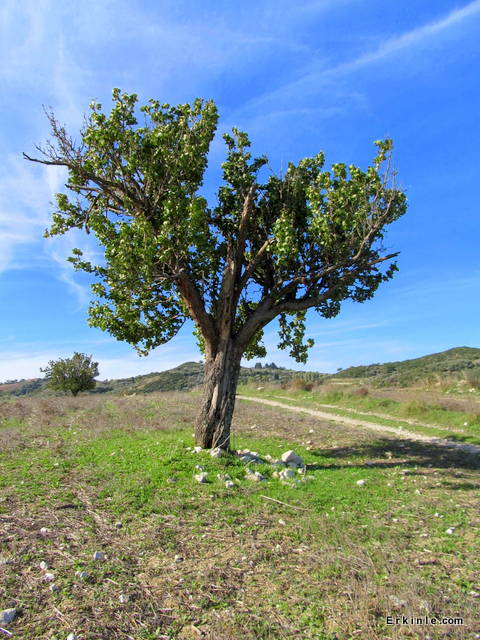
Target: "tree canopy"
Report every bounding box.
[26,90,407,447]
[41,352,99,396]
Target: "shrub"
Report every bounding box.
[354,386,369,396]
[464,369,480,390]
[291,378,313,391]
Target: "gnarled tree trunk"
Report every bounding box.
[194,340,242,450]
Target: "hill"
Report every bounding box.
[0,361,317,397]
[2,347,479,397]
[332,346,480,387]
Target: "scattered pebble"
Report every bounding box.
[114,522,123,529]
[174,555,184,563]
[66,634,78,640]
[44,572,55,582]
[225,480,235,488]
[445,527,455,535]
[278,519,286,526]
[195,464,206,471]
[118,594,129,603]
[75,570,89,580]
[281,450,304,467]
[93,551,105,561]
[192,446,203,453]
[49,583,60,592]
[194,472,208,483]
[0,608,17,625]
[246,471,266,482]
[210,447,225,458]
[39,527,48,536]
[356,479,366,486]
[279,469,296,480]
[39,561,49,570]
[389,595,407,609]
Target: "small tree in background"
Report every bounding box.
[25,90,407,449]
[41,353,99,396]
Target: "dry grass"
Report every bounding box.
[0,393,479,639]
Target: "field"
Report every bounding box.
[1,392,479,639]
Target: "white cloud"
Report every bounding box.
[238,1,480,115]
[0,337,201,382]
[0,157,60,273]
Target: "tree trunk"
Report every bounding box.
[194,340,242,451]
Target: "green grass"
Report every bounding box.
[0,393,479,639]
[238,385,480,445]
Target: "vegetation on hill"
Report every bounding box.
[332,347,480,388]
[1,347,479,398]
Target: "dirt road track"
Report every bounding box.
[237,395,480,455]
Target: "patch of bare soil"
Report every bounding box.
[237,395,480,455]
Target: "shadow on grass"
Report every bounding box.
[308,438,480,471]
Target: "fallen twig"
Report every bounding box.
[260,495,311,512]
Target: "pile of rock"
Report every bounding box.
[189,446,309,487]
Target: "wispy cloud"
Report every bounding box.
[329,0,480,74]
[238,1,480,117]
[0,157,57,273]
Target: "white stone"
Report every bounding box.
[279,469,296,480]
[192,446,203,453]
[256,387,264,391]
[66,634,78,640]
[195,464,205,471]
[225,480,235,488]
[49,583,60,592]
[210,447,225,458]
[44,572,55,581]
[39,561,49,570]
[246,471,265,482]
[389,595,407,609]
[278,519,286,526]
[75,570,89,580]
[194,472,208,483]
[119,594,129,603]
[174,555,184,563]
[93,551,105,561]
[39,527,48,536]
[0,608,17,625]
[281,450,304,467]
[356,479,366,486]
[445,527,455,535]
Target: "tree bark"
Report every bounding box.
[194,340,242,450]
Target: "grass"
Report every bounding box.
[238,384,480,445]
[0,393,479,639]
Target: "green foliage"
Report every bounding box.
[41,352,99,396]
[334,346,480,387]
[28,89,407,365]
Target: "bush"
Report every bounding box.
[464,369,480,390]
[354,386,369,396]
[291,378,313,392]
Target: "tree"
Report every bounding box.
[25,89,407,449]
[41,352,99,396]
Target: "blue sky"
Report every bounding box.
[1,0,479,381]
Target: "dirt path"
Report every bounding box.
[271,396,465,434]
[237,395,480,455]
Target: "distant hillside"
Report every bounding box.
[332,347,480,387]
[0,361,313,397]
[2,347,479,397]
